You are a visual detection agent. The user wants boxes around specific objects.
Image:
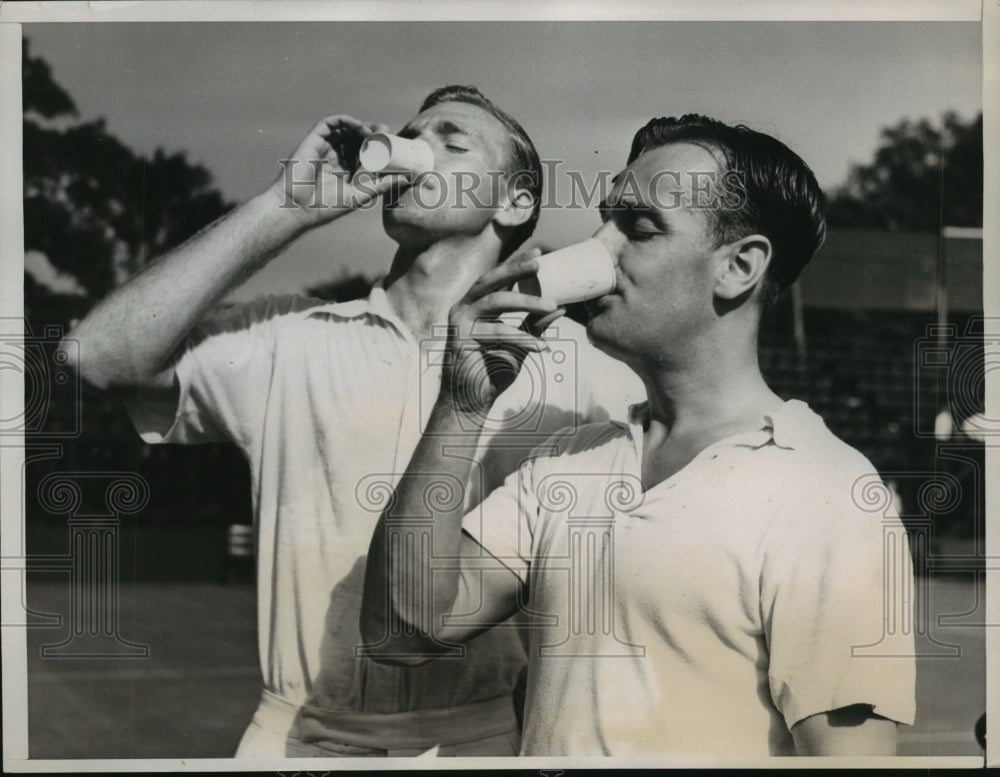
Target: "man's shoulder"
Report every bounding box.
[249,293,343,320]
[768,400,876,470]
[529,420,631,469]
[765,403,894,530]
[182,295,325,351]
[205,293,328,330]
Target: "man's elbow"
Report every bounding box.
[56,334,101,395]
[59,327,164,396]
[59,328,118,395]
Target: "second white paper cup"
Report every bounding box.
[516,239,617,306]
[359,134,435,174]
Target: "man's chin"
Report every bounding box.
[585,319,633,367]
[381,202,423,234]
[380,178,423,213]
[381,195,409,216]
[584,307,609,342]
[585,296,625,341]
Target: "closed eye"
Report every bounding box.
[633,215,661,235]
[621,206,663,241]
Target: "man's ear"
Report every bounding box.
[493,186,536,229]
[714,234,772,300]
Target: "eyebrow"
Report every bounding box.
[598,196,668,230]
[400,119,473,139]
[436,120,471,137]
[598,193,650,213]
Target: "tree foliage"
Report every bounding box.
[22,37,235,331]
[826,111,982,233]
[305,272,376,303]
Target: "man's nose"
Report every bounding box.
[413,131,440,167]
[591,222,626,265]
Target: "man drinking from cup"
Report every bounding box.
[61,86,642,757]
[362,114,916,757]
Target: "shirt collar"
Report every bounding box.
[621,398,827,451]
[306,280,391,320]
[760,399,829,449]
[305,281,415,343]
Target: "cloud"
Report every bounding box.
[24,251,88,296]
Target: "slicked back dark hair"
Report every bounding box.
[628,114,827,307]
[420,85,542,259]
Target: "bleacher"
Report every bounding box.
[24,375,254,582]
[759,303,985,551]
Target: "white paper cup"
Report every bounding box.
[516,239,617,305]
[359,133,435,174]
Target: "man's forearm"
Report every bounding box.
[361,253,553,654]
[63,189,313,393]
[362,398,486,643]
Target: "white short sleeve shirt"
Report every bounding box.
[126,288,645,726]
[462,400,917,756]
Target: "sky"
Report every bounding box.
[23,20,983,302]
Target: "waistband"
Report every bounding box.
[256,689,518,751]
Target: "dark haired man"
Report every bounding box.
[62,86,643,756]
[363,114,916,757]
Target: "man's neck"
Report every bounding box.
[638,332,783,445]
[383,235,503,341]
[633,343,782,490]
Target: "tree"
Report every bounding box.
[305,271,376,303]
[21,39,252,542]
[826,111,982,233]
[22,37,235,332]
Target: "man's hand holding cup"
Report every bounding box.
[440,249,564,422]
[269,115,409,226]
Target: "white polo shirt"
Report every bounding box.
[463,400,917,756]
[127,287,644,747]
